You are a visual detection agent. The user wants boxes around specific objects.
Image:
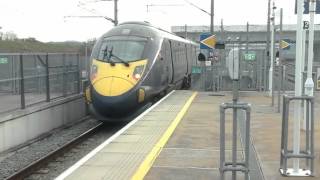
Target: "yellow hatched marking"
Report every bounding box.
[131,91,198,180]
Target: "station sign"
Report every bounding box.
[244,53,256,61]
[192,66,202,74]
[0,57,8,64]
[200,34,216,49]
[205,60,211,66]
[303,21,309,29]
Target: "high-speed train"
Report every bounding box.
[85,21,198,121]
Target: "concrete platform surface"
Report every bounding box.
[55,90,320,180]
[145,91,320,180]
[56,90,195,180]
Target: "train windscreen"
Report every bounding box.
[97,36,147,63]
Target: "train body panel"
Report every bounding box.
[86,21,198,122]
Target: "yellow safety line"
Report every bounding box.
[131,91,198,180]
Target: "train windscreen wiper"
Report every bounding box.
[108,47,130,67]
[102,46,115,65]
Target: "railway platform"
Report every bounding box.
[56,90,320,180]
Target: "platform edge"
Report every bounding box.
[131,91,198,180]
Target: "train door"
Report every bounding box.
[164,39,174,84]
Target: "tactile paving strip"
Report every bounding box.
[64,90,194,180]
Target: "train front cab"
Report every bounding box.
[85,35,151,120]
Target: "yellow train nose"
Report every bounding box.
[93,77,134,96]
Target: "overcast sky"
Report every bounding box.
[0,0,314,42]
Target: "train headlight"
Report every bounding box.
[133,65,144,81]
[90,65,98,81]
[138,88,145,103]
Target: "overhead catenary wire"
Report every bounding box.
[183,0,211,16]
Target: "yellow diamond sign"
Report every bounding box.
[200,35,217,49]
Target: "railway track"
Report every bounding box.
[5,123,105,180]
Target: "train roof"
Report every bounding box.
[110,21,197,46]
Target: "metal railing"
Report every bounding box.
[279,95,315,176]
[220,102,251,180]
[0,53,86,114]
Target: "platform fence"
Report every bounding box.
[191,49,267,91]
[191,50,320,93]
[0,53,89,113]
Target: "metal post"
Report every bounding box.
[304,0,316,129]
[210,0,215,91]
[19,54,25,109]
[220,103,251,180]
[210,0,214,33]
[302,29,306,77]
[277,66,281,113]
[184,24,188,39]
[221,19,224,41]
[293,0,304,172]
[282,66,285,94]
[310,99,315,174]
[277,8,283,113]
[246,22,249,54]
[77,54,81,94]
[11,56,15,94]
[62,54,67,97]
[45,53,50,102]
[232,81,238,180]
[279,8,283,65]
[219,106,225,180]
[280,96,314,176]
[114,0,118,25]
[269,2,275,101]
[246,22,249,81]
[265,0,271,91]
[232,43,239,179]
[245,108,251,180]
[220,19,224,91]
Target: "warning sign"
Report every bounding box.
[200,34,217,49]
[280,40,290,50]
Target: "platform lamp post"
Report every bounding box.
[269,2,276,104]
[211,0,214,34]
[304,0,316,129]
[293,0,304,174]
[265,0,271,92]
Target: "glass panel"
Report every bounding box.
[97,37,146,62]
[0,55,21,112]
[49,54,64,99]
[23,54,46,106]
